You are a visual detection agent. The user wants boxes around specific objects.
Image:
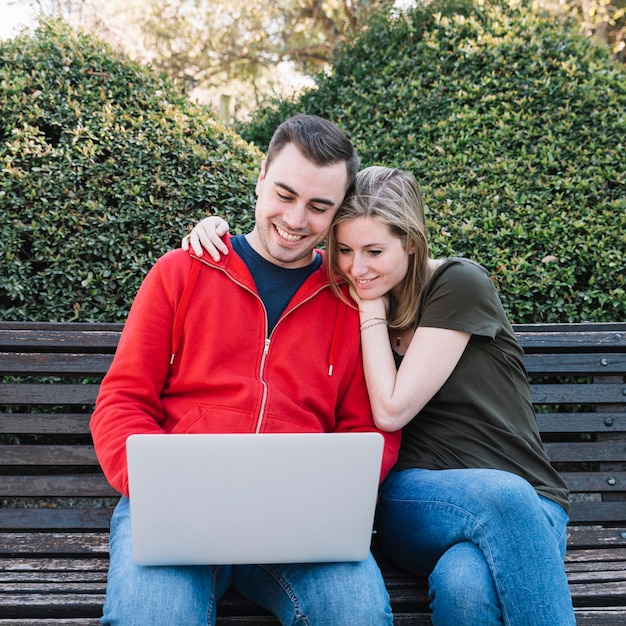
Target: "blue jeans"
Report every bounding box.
[101,497,392,625]
[376,468,576,626]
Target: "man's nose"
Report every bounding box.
[283,203,308,230]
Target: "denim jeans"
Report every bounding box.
[376,468,576,626]
[101,497,393,625]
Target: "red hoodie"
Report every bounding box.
[90,239,401,496]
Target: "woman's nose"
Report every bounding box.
[351,254,368,276]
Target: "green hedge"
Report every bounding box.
[242,0,625,323]
[1,20,260,322]
[2,5,624,324]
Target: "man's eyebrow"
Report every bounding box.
[275,181,336,207]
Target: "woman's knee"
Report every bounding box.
[459,469,542,525]
[429,543,503,626]
[471,469,536,503]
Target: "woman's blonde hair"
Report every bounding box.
[326,166,430,331]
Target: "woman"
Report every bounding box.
[184,166,575,625]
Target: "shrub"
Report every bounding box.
[0,20,260,322]
[242,0,625,323]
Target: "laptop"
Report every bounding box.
[126,432,384,566]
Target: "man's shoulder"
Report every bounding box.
[157,248,234,271]
[158,247,191,262]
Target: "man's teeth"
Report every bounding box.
[276,226,303,242]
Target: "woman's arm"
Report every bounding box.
[356,295,470,432]
[182,216,230,261]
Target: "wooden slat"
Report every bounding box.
[0,413,91,435]
[0,618,285,626]
[0,557,109,572]
[567,579,626,601]
[0,353,113,376]
[0,445,99,466]
[0,581,104,593]
[6,382,625,410]
[0,533,109,555]
[0,324,121,351]
[565,551,626,571]
[530,383,626,405]
[570,612,626,626]
[0,613,283,626]
[0,616,100,626]
[568,502,626,524]
[567,566,626,581]
[544,441,626,463]
[561,471,626,492]
[0,384,99,405]
[3,322,617,351]
[513,324,626,352]
[513,322,626,333]
[0,594,104,617]
[523,352,626,375]
[5,348,624,376]
[536,412,625,433]
[6,411,617,436]
[0,508,115,531]
[566,526,626,548]
[0,475,117,497]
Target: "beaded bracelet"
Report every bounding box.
[360,320,388,332]
[359,317,387,331]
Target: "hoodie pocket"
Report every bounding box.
[170,404,260,434]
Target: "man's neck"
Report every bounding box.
[245,229,316,268]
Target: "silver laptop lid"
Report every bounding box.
[126,432,384,565]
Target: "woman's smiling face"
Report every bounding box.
[335,216,412,300]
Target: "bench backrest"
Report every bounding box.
[1,321,625,531]
[514,323,626,523]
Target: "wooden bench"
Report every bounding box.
[1,320,625,625]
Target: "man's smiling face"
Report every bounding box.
[247,142,349,268]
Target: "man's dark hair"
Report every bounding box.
[265,115,359,192]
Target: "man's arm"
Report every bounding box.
[90,255,180,496]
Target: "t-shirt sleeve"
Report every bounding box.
[418,259,502,340]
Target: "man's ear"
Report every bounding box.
[255,159,267,195]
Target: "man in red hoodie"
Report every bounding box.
[90,114,401,625]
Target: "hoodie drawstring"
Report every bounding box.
[328,299,346,376]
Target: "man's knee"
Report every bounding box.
[253,557,393,626]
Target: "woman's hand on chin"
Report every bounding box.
[349,285,388,320]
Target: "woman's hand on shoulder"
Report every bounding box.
[182,216,230,261]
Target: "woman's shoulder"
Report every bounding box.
[421,257,506,338]
[432,257,491,284]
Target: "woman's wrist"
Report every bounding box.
[359,317,387,331]
[358,300,387,321]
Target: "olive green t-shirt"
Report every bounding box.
[394,258,569,511]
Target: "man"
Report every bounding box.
[91,114,401,625]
